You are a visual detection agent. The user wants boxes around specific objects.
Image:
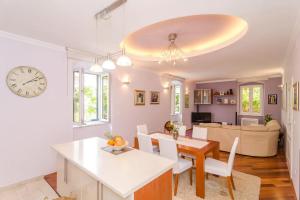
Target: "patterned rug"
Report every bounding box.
[0,178,58,200]
[0,170,260,200]
[173,170,261,200]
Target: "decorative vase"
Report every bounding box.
[172,130,179,140]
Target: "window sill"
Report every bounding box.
[239,113,264,117]
[73,121,109,128]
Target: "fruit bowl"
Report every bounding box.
[107,140,128,151]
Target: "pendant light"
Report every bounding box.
[102,54,116,70]
[117,48,132,67]
[116,2,132,67]
[90,58,103,73]
[90,14,103,72]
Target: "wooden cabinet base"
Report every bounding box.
[134,169,172,200]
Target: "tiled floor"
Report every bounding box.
[0,178,58,200]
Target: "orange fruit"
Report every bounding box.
[107,139,115,146]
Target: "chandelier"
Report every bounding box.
[158,33,188,65]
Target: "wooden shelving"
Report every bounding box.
[216,103,237,105]
[213,94,235,97]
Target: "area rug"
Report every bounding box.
[0,178,58,200]
[173,170,261,200]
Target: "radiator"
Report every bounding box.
[241,118,259,126]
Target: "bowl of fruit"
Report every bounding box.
[105,132,128,151]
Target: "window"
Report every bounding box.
[73,69,110,125]
[171,82,182,115]
[240,84,263,116]
[174,85,181,114]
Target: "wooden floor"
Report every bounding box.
[45,148,296,200]
[219,148,296,200]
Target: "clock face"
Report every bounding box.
[6,66,47,98]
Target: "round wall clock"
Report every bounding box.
[6,66,47,98]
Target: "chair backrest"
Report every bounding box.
[158,137,178,161]
[137,124,149,134]
[178,125,187,136]
[192,126,207,140]
[137,133,154,153]
[226,137,239,175]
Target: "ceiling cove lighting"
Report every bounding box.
[121,15,248,62]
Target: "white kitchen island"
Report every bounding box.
[52,137,175,200]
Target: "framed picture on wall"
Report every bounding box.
[293,82,299,111]
[150,91,160,104]
[184,94,189,108]
[134,90,145,105]
[268,94,277,104]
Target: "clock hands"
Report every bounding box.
[22,77,43,86]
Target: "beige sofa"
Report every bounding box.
[199,120,281,157]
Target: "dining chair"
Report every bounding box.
[192,126,207,140]
[137,124,149,134]
[178,125,187,137]
[181,126,208,164]
[137,133,159,154]
[205,137,239,200]
[158,137,193,196]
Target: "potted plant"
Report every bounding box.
[264,114,273,125]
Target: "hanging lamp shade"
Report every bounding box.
[90,58,103,73]
[117,48,132,67]
[102,55,116,70]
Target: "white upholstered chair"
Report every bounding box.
[192,126,207,140]
[158,137,193,196]
[137,133,159,154]
[178,125,187,137]
[137,124,149,134]
[205,137,239,200]
[182,126,208,163]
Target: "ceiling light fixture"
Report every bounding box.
[102,54,116,70]
[117,48,132,67]
[159,33,188,66]
[90,58,103,72]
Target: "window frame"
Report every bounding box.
[73,68,110,126]
[171,81,183,115]
[174,84,182,114]
[239,84,264,116]
[100,73,110,122]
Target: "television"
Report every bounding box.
[191,112,212,124]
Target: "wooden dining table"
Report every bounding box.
[134,132,220,199]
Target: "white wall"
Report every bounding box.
[282,14,300,199]
[0,33,73,187]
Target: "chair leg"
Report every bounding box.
[189,168,193,185]
[226,176,234,200]
[230,175,236,190]
[174,174,179,196]
[192,158,195,166]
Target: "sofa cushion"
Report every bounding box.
[222,125,241,130]
[241,125,269,132]
[199,123,222,128]
[266,120,281,131]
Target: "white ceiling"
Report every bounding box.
[0,0,299,81]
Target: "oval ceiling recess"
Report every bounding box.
[121,14,248,61]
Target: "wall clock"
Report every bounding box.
[6,66,47,98]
